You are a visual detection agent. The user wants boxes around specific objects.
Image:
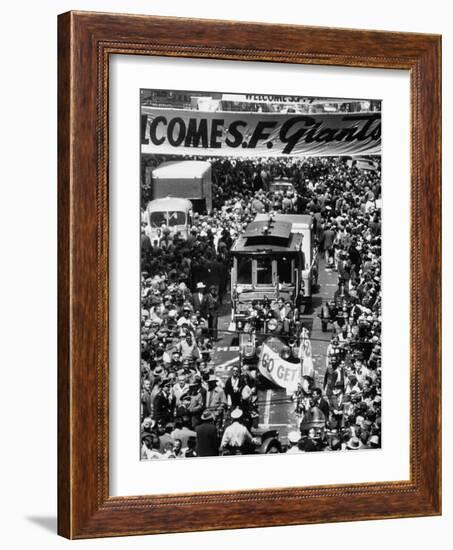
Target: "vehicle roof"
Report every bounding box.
[152,160,211,179]
[231,233,303,254]
[270,178,294,185]
[254,213,313,228]
[146,197,192,212]
[243,220,292,240]
[232,218,303,254]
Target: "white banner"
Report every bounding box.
[141,107,381,157]
[258,343,300,394]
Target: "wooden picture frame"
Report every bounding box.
[58,11,441,539]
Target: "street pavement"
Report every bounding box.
[211,257,339,444]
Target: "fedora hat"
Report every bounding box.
[346,436,362,450]
[201,410,214,421]
[196,282,206,290]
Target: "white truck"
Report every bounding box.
[148,160,212,213]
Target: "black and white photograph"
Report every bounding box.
[139,88,382,460]
[1,0,446,545]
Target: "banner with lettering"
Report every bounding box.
[258,343,301,395]
[141,107,381,157]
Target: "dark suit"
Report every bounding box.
[316,396,331,418]
[195,421,219,456]
[206,293,219,339]
[192,292,209,317]
[153,391,173,423]
[213,260,228,303]
[332,367,346,388]
[224,376,245,409]
[328,392,350,428]
[323,229,335,250]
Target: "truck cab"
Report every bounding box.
[145,197,193,241]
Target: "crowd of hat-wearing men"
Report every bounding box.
[140,155,382,459]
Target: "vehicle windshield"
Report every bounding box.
[237,257,252,284]
[256,257,272,285]
[277,256,293,284]
[168,211,186,226]
[149,210,186,227]
[271,184,292,192]
[149,211,167,228]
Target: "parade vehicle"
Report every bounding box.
[268,177,296,195]
[229,213,318,361]
[145,197,193,241]
[150,160,213,213]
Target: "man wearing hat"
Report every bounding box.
[195,410,219,457]
[141,417,157,445]
[220,409,254,455]
[345,436,363,451]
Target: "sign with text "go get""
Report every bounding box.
[258,343,301,394]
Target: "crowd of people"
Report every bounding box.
[140,154,382,459]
